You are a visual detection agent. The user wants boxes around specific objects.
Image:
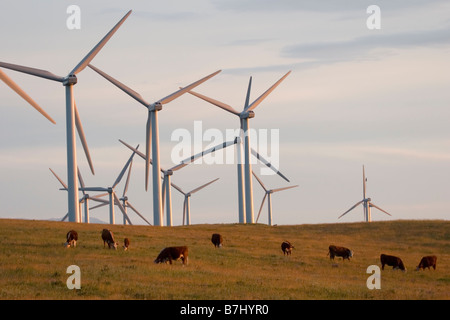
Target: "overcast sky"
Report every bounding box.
[1,0,449,225]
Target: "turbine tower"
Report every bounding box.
[187,71,291,224]
[252,171,298,226]
[338,165,392,222]
[88,65,221,226]
[0,10,132,222]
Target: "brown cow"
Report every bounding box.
[281,241,294,256]
[416,255,437,271]
[65,230,78,248]
[380,254,406,271]
[154,246,189,265]
[328,245,353,261]
[211,233,223,248]
[101,229,118,250]
[123,238,130,251]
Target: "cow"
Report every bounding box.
[64,230,78,248]
[328,245,353,261]
[101,229,118,250]
[380,254,406,272]
[154,246,189,265]
[281,241,294,256]
[211,233,223,248]
[123,238,130,251]
[416,255,437,271]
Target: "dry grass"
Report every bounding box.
[0,218,448,300]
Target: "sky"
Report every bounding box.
[0,0,449,226]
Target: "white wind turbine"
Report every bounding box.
[0,69,56,124]
[0,10,132,223]
[88,65,221,226]
[49,168,108,223]
[79,146,138,225]
[338,165,392,222]
[187,71,291,224]
[171,178,220,226]
[252,171,298,226]
[120,138,238,226]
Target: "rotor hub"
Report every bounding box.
[63,74,77,86]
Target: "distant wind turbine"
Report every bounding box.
[171,178,220,226]
[187,71,291,224]
[88,65,221,226]
[252,171,298,226]
[338,165,392,222]
[0,10,133,222]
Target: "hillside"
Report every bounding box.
[0,218,448,300]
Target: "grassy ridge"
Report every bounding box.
[0,218,448,299]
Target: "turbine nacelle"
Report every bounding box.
[149,102,163,112]
[63,75,78,86]
[240,110,255,119]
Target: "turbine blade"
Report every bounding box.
[177,139,237,168]
[91,192,109,199]
[272,185,299,193]
[338,200,364,219]
[189,178,219,194]
[89,197,109,204]
[122,157,133,198]
[113,192,132,225]
[369,202,392,216]
[61,213,69,221]
[112,146,138,189]
[80,187,108,192]
[186,89,240,116]
[49,168,68,190]
[182,198,187,226]
[252,171,267,192]
[0,69,56,124]
[251,148,290,182]
[90,202,109,210]
[363,165,367,198]
[255,193,267,223]
[77,167,86,196]
[70,10,132,75]
[88,63,149,106]
[245,70,291,112]
[119,139,147,161]
[126,201,152,225]
[74,101,95,174]
[0,61,64,82]
[243,76,252,110]
[170,182,186,196]
[158,70,221,105]
[161,177,166,213]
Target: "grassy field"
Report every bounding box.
[0,218,448,300]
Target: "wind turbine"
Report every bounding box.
[120,138,238,226]
[49,168,107,223]
[187,71,291,224]
[88,65,221,226]
[171,178,220,226]
[79,146,138,225]
[252,171,298,226]
[338,165,392,222]
[0,10,132,222]
[0,69,55,124]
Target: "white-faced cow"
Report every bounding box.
[281,241,294,256]
[416,255,437,271]
[65,230,78,248]
[211,233,223,248]
[328,245,353,261]
[380,254,406,272]
[123,238,130,251]
[154,246,189,265]
[101,229,118,250]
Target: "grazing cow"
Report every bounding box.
[416,255,437,271]
[101,229,118,250]
[380,254,406,271]
[211,233,223,248]
[154,246,189,265]
[328,245,353,261]
[123,238,130,251]
[281,241,294,256]
[65,230,78,248]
